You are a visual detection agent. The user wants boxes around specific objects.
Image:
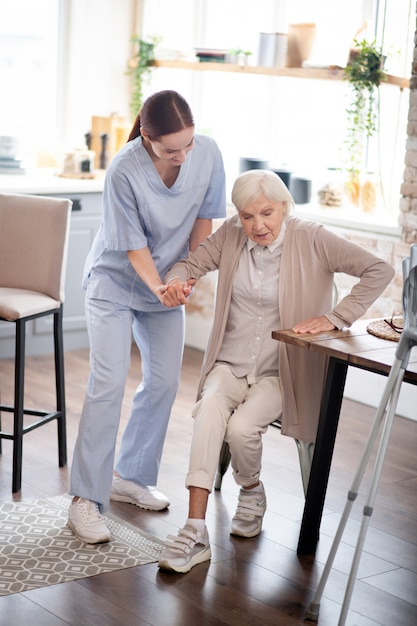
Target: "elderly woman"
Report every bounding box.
[155,169,394,573]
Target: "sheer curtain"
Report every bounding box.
[0,0,60,166]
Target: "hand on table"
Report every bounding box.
[292,315,336,335]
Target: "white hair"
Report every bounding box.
[231,169,294,216]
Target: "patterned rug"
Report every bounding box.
[0,494,165,597]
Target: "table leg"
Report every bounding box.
[297,358,348,555]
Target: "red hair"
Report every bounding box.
[128,90,194,142]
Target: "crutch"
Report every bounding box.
[305,244,417,625]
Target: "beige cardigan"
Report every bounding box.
[165,215,395,442]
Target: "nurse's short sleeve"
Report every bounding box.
[101,164,148,251]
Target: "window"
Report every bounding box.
[0,0,61,166]
[0,0,413,231]
[142,0,414,225]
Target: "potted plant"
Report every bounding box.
[226,48,252,65]
[342,38,384,206]
[126,35,159,120]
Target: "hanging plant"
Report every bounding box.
[126,35,160,121]
[342,38,384,205]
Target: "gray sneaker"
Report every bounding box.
[158,524,211,573]
[110,477,170,511]
[67,497,111,544]
[230,481,267,538]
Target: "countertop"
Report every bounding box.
[0,169,105,195]
[1,169,400,237]
[293,202,401,237]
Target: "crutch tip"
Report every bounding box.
[305,602,320,621]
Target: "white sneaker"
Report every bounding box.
[158,524,211,573]
[67,497,111,544]
[110,477,170,511]
[230,481,267,538]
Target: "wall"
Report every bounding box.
[332,231,409,317]
[400,25,417,243]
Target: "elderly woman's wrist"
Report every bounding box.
[166,276,181,286]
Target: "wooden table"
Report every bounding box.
[272,319,417,556]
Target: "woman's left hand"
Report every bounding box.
[292,316,336,334]
[161,281,192,307]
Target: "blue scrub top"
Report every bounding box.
[83,134,226,311]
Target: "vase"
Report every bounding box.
[258,32,288,68]
[345,174,361,207]
[318,168,345,207]
[360,173,381,213]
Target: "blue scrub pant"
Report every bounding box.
[70,297,185,512]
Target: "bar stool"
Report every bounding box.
[0,193,72,492]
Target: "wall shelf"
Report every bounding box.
[153,59,409,89]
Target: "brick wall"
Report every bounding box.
[333,231,411,319]
[399,17,417,244]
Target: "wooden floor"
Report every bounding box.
[0,345,416,625]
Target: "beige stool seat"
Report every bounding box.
[0,193,72,492]
[0,288,61,319]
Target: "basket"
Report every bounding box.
[366,317,404,342]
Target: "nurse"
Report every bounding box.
[67,90,226,544]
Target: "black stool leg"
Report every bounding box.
[12,319,26,493]
[54,305,67,467]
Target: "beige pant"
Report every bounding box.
[186,363,282,491]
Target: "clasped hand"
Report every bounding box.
[154,280,194,307]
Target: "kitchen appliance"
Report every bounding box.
[239,157,269,173]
